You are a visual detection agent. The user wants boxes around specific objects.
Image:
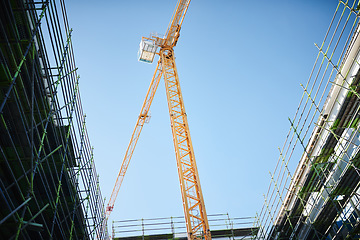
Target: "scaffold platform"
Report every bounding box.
[112,214,258,239]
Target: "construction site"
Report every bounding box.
[2,0,360,239]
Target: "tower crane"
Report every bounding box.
[105,1,211,239]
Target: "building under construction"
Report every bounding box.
[3,0,360,240]
[0,0,106,239]
[255,1,360,239]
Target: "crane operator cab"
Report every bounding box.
[138,38,157,63]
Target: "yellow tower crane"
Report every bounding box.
[106,1,211,239]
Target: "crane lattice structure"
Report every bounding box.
[105,1,211,239]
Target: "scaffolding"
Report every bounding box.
[255,1,360,239]
[0,0,107,239]
[112,213,258,240]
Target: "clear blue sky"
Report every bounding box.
[66,0,336,232]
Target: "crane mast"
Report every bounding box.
[160,49,211,239]
[106,1,211,239]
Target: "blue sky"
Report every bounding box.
[66,0,337,232]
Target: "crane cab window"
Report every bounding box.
[138,40,157,63]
